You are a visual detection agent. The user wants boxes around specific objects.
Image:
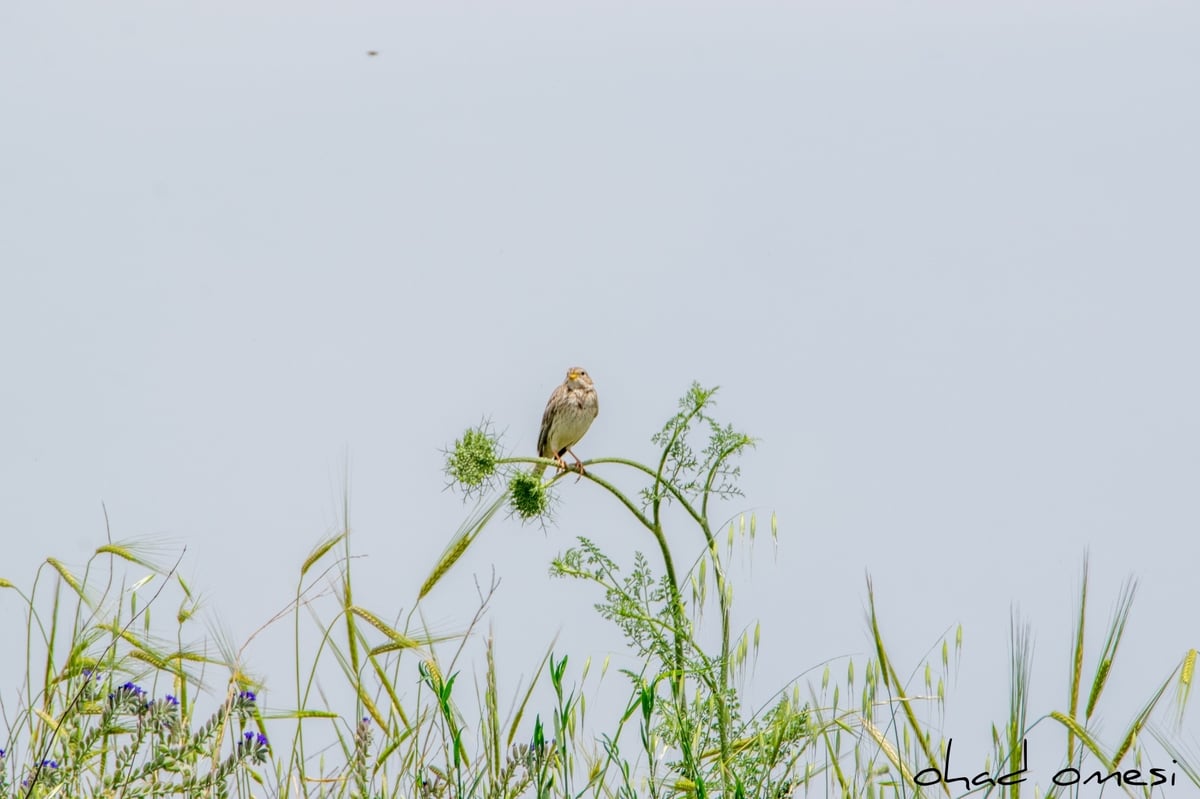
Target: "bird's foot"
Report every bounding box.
[567,449,587,481]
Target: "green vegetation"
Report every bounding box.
[1,383,1194,797]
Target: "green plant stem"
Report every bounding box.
[700,444,748,794]
[652,405,707,797]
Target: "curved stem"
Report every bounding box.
[502,455,705,531]
[700,444,748,792]
[585,458,706,527]
[545,468,655,533]
[514,433,717,794]
[651,402,706,532]
[649,405,710,796]
[534,441,702,793]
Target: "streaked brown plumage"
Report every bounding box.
[534,367,599,477]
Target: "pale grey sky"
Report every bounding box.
[2,0,1198,781]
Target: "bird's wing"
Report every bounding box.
[536,386,563,457]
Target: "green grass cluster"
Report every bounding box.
[1,383,1195,798]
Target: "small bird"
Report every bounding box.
[534,367,599,477]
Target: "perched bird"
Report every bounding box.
[534,367,599,477]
